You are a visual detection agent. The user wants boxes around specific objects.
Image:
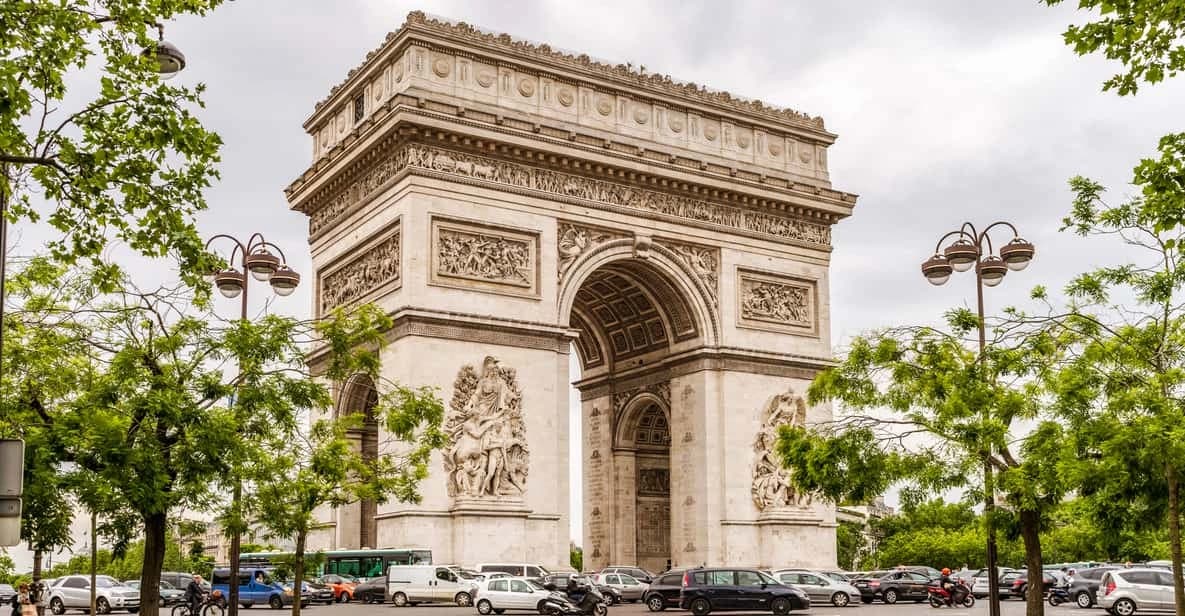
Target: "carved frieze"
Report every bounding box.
[737,269,817,335]
[443,356,529,498]
[557,222,628,282]
[752,388,812,510]
[318,221,401,315]
[659,240,719,309]
[308,142,833,249]
[430,217,540,297]
[638,468,670,496]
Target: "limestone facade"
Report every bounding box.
[287,11,858,571]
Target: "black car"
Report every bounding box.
[849,569,933,604]
[540,574,621,604]
[643,570,685,612]
[302,580,336,605]
[1068,567,1116,608]
[678,568,809,615]
[353,577,387,604]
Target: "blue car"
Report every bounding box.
[211,568,309,609]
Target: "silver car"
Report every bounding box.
[773,569,860,607]
[48,575,141,614]
[1097,568,1175,615]
[592,573,647,602]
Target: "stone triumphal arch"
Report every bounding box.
[287,12,858,570]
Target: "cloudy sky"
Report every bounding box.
[9,0,1185,568]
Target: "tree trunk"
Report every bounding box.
[290,531,306,616]
[1018,508,1045,616]
[90,511,97,616]
[141,512,168,616]
[1167,464,1184,616]
[32,549,42,581]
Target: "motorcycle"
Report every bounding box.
[927,582,975,608]
[540,583,609,616]
[1047,586,1071,607]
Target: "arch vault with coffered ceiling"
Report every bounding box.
[287,12,858,570]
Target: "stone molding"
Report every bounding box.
[430,215,540,298]
[557,222,628,282]
[612,381,672,425]
[657,239,719,309]
[317,218,401,316]
[736,267,819,337]
[312,12,826,140]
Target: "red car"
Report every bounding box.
[317,575,357,602]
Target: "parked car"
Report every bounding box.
[316,574,356,602]
[642,569,684,612]
[679,568,809,615]
[591,573,647,602]
[771,569,859,608]
[476,564,550,578]
[210,567,305,610]
[849,569,932,604]
[352,577,387,604]
[299,580,336,605]
[0,585,15,606]
[386,564,476,607]
[474,577,552,615]
[1010,571,1055,600]
[123,581,184,607]
[600,567,656,584]
[48,575,141,615]
[1068,566,1117,608]
[158,574,210,594]
[970,568,1018,599]
[1098,568,1176,615]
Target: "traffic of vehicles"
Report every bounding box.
[18,549,1177,615]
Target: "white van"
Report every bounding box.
[387,565,477,607]
[476,563,550,578]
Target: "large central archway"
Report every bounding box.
[562,243,716,572]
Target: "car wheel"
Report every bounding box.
[49,598,65,616]
[770,598,791,615]
[477,599,494,615]
[392,592,408,607]
[831,592,850,608]
[455,592,472,607]
[1076,591,1093,608]
[1113,598,1137,616]
[97,597,112,615]
[690,598,711,616]
[268,596,283,610]
[646,595,666,612]
[883,589,898,604]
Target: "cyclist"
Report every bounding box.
[184,576,205,616]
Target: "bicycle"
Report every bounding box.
[170,592,225,616]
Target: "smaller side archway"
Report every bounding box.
[613,392,672,575]
[336,374,380,549]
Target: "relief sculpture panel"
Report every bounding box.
[557,222,628,282]
[318,222,400,315]
[737,269,817,335]
[431,217,540,297]
[752,388,812,510]
[444,356,529,499]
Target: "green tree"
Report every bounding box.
[777,312,1071,616]
[569,546,583,573]
[0,0,224,284]
[835,520,865,571]
[1046,133,1185,615]
[248,329,446,616]
[1045,0,1185,95]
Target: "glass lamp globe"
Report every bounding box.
[999,238,1035,272]
[943,239,979,273]
[921,254,953,286]
[269,266,301,297]
[214,269,245,299]
[245,250,280,282]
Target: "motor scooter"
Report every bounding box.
[1047,586,1071,607]
[927,581,975,608]
[539,583,608,616]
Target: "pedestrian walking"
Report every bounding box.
[17,584,36,616]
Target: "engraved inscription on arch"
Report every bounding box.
[317,221,401,316]
[430,217,540,297]
[737,268,818,336]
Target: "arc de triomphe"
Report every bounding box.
[287,12,857,571]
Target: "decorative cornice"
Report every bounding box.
[315,11,824,131]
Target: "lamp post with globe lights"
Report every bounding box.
[204,233,300,616]
[920,222,1034,616]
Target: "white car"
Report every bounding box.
[49,575,141,614]
[474,577,551,615]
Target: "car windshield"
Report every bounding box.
[527,580,545,591]
[95,578,121,588]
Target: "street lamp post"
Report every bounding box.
[920,222,1035,616]
[203,233,300,616]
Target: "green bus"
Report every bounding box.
[239,548,433,579]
